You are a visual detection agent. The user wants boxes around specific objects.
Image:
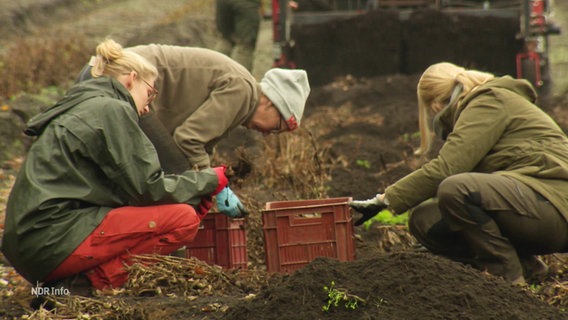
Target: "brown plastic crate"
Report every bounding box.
[262,197,355,273]
[185,212,247,269]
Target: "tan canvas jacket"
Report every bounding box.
[129,44,260,168]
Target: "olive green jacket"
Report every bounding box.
[386,76,568,222]
[1,77,219,283]
[129,44,260,169]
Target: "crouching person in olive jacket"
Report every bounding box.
[1,39,231,300]
[350,62,568,285]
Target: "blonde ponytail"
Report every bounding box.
[89,38,157,81]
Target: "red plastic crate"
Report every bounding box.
[185,212,247,269]
[261,197,355,273]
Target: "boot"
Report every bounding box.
[520,255,549,283]
[460,220,524,284]
[511,275,527,286]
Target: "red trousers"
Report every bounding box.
[44,204,201,290]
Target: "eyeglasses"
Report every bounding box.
[141,78,159,105]
[121,72,159,105]
[270,113,286,134]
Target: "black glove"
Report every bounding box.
[349,194,388,226]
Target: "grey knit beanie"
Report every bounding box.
[260,68,310,130]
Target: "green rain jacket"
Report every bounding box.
[1,77,220,283]
[385,76,568,222]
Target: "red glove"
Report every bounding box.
[195,196,213,219]
[212,165,229,195]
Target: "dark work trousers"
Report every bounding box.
[138,110,189,174]
[408,172,568,282]
[215,0,259,47]
[215,0,260,70]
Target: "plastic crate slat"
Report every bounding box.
[186,212,247,269]
[262,197,356,273]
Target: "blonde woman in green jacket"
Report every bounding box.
[350,62,568,285]
[2,39,230,299]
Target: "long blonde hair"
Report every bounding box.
[415,62,495,155]
[90,38,157,82]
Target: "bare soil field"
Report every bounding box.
[0,1,567,319]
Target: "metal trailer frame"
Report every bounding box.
[271,0,560,90]
[516,0,560,91]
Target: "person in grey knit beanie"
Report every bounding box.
[260,68,310,131]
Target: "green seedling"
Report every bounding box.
[322,281,366,312]
[376,297,385,308]
[355,159,371,169]
[363,209,409,229]
[401,131,421,142]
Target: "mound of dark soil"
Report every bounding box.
[225,253,565,320]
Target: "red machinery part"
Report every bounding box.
[516,51,542,87]
[530,0,546,29]
[272,0,281,43]
[271,0,297,69]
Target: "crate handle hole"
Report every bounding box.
[295,212,322,219]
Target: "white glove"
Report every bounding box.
[348,194,388,226]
